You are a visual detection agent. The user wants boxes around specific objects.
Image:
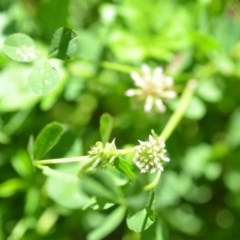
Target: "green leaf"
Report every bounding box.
[126,178,149,211]
[224,171,240,193]
[76,31,102,60]
[100,113,114,144]
[114,158,136,181]
[28,62,59,95]
[4,33,39,62]
[36,207,59,235]
[80,169,123,202]
[87,206,126,240]
[0,179,27,197]
[0,132,9,144]
[197,78,223,103]
[127,209,154,233]
[43,165,91,209]
[168,96,206,120]
[141,219,168,240]
[0,64,39,112]
[49,27,79,60]
[155,171,192,208]
[24,187,41,216]
[11,150,33,178]
[165,205,202,234]
[184,96,206,119]
[33,122,65,159]
[27,135,35,165]
[36,0,69,41]
[182,144,212,178]
[226,108,240,149]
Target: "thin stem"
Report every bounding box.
[161,79,197,141]
[71,57,137,74]
[143,171,161,191]
[34,156,89,165]
[101,61,137,73]
[34,148,135,167]
[116,148,135,155]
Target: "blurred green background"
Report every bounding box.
[1,0,240,239]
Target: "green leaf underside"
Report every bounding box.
[49,27,78,60]
[114,158,136,181]
[127,209,154,232]
[100,113,114,144]
[33,122,65,159]
[28,62,59,95]
[43,165,91,209]
[4,33,38,62]
[80,170,123,202]
[87,206,126,240]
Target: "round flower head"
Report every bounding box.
[126,64,177,113]
[87,140,117,167]
[133,133,170,173]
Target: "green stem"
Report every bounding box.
[143,171,161,191]
[33,148,135,167]
[101,61,137,73]
[161,80,197,141]
[34,156,89,165]
[72,56,137,74]
[116,148,135,155]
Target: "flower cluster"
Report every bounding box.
[133,133,170,173]
[126,64,177,113]
[87,140,117,167]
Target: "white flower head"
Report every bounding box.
[126,64,177,113]
[133,132,170,173]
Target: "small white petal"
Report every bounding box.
[125,89,138,96]
[144,96,154,112]
[138,140,145,145]
[153,67,163,80]
[125,89,143,97]
[164,76,174,86]
[149,135,155,143]
[131,72,147,88]
[153,146,160,151]
[163,157,170,162]
[159,165,164,171]
[158,138,165,147]
[161,90,177,99]
[141,64,151,75]
[150,168,157,173]
[155,99,166,112]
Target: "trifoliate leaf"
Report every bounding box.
[49,27,79,60]
[28,62,59,95]
[4,33,39,62]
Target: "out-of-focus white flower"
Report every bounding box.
[126,64,177,112]
[133,133,170,173]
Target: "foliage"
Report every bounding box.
[1,0,240,240]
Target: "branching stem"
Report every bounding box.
[160,80,197,141]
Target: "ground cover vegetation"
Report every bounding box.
[1,0,240,239]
